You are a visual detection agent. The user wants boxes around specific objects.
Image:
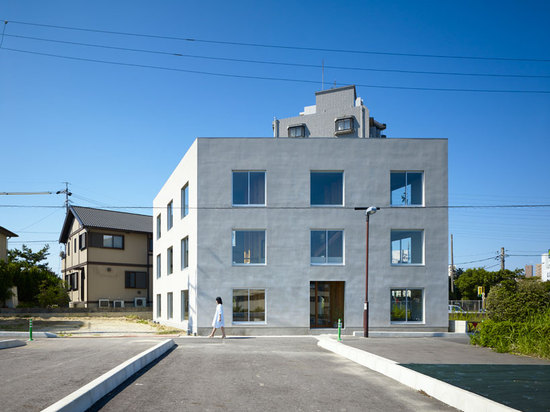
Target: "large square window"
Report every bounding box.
[310,172,343,206]
[391,230,424,265]
[233,171,266,206]
[391,289,423,323]
[232,230,265,265]
[311,230,343,265]
[233,289,265,323]
[391,172,423,206]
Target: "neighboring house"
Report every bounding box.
[153,85,448,335]
[59,206,153,308]
[0,226,19,308]
[0,226,18,261]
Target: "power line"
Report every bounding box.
[3,47,550,95]
[1,203,550,210]
[5,33,549,80]
[454,256,497,265]
[4,19,550,63]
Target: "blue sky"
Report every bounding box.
[1,0,549,274]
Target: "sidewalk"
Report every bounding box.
[319,335,550,412]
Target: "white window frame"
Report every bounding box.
[232,171,266,207]
[391,230,425,266]
[390,288,424,324]
[310,171,345,207]
[232,230,266,266]
[310,229,344,265]
[232,288,267,325]
[390,171,424,207]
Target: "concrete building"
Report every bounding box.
[535,264,542,279]
[59,206,153,308]
[525,265,534,278]
[541,253,550,282]
[153,86,448,335]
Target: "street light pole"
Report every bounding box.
[356,206,378,338]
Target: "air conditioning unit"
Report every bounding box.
[98,299,110,308]
[113,300,124,308]
[134,297,147,307]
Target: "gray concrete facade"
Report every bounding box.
[153,87,448,335]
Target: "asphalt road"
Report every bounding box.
[0,337,167,411]
[90,337,456,412]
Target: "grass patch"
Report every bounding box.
[471,308,550,359]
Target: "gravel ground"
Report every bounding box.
[0,316,184,336]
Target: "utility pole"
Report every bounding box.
[450,234,455,293]
[500,247,505,271]
[56,182,72,213]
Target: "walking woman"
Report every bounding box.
[208,296,226,338]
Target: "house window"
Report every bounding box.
[156,214,161,239]
[156,294,161,318]
[79,233,87,250]
[67,242,70,256]
[167,201,173,230]
[125,271,147,289]
[233,171,266,206]
[310,172,343,206]
[311,230,343,265]
[181,183,189,218]
[167,246,173,275]
[288,125,305,137]
[181,237,189,270]
[156,254,161,278]
[69,272,78,291]
[167,292,173,319]
[148,237,153,252]
[232,230,266,265]
[74,238,77,253]
[181,290,189,321]
[391,289,423,323]
[391,230,424,265]
[335,117,354,134]
[102,235,124,249]
[233,289,266,323]
[391,172,423,206]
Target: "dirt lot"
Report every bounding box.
[0,315,184,336]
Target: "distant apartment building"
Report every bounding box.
[535,264,542,279]
[541,253,550,282]
[525,265,534,278]
[153,85,448,335]
[59,206,153,308]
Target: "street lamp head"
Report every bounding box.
[366,206,378,216]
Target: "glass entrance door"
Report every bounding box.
[310,281,345,328]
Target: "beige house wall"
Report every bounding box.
[61,220,152,308]
[0,234,7,261]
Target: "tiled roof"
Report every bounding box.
[59,206,152,242]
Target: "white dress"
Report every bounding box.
[212,304,225,328]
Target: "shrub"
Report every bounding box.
[486,279,550,322]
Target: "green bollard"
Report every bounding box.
[28,318,33,341]
[337,318,342,342]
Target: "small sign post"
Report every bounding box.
[28,318,33,342]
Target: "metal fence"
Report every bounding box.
[449,300,483,312]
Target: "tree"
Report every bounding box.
[454,267,522,300]
[0,245,69,307]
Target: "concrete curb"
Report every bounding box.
[352,331,468,338]
[317,336,519,412]
[0,339,26,349]
[0,331,57,338]
[41,338,175,412]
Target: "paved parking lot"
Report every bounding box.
[90,337,455,411]
[0,337,166,411]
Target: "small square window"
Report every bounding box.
[391,230,424,265]
[288,125,305,137]
[311,230,343,265]
[391,289,423,323]
[232,230,266,265]
[233,289,266,323]
[311,172,343,206]
[391,172,423,206]
[335,117,354,134]
[233,171,266,206]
